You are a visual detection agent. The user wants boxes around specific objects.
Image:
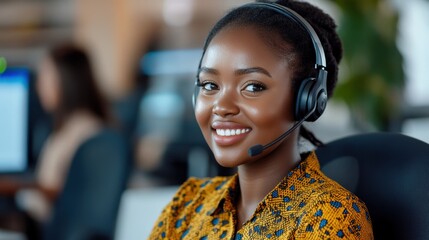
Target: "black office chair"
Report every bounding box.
[316,132,429,240]
[44,128,131,240]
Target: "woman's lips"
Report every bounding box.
[211,121,251,146]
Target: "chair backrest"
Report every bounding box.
[316,132,429,240]
[45,128,131,240]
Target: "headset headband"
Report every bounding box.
[243,2,326,70]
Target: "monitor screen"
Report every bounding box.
[0,68,29,173]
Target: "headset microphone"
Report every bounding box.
[248,107,315,157]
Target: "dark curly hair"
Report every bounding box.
[200,0,343,147]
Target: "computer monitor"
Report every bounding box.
[0,67,30,173]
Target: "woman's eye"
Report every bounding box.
[201,82,218,91]
[244,83,266,92]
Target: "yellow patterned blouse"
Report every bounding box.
[149,152,373,239]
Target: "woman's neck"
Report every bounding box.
[235,138,301,227]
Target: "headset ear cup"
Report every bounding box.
[307,68,328,121]
[295,78,316,121]
[308,89,327,122]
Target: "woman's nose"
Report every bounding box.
[212,89,239,117]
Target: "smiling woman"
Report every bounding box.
[149,0,374,239]
[196,26,296,168]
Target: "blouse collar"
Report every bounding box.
[209,151,322,219]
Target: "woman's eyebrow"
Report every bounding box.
[199,67,272,77]
[198,67,219,75]
[235,67,272,77]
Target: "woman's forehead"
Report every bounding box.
[201,27,291,77]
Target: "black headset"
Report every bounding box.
[193,2,328,122]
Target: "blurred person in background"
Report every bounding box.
[149,0,373,239]
[16,43,111,228]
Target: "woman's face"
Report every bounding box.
[195,26,295,167]
[37,57,61,113]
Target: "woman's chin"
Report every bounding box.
[212,150,247,168]
[215,159,237,168]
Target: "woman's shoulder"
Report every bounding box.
[306,168,370,217]
[174,175,235,199]
[161,175,235,216]
[315,178,370,217]
[149,175,236,239]
[298,175,373,239]
[151,176,234,226]
[302,152,369,210]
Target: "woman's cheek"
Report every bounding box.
[194,100,210,130]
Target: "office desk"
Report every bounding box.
[0,174,35,197]
[0,173,36,232]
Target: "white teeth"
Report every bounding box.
[216,128,250,136]
[219,129,225,136]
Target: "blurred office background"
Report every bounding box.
[0,0,428,239]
